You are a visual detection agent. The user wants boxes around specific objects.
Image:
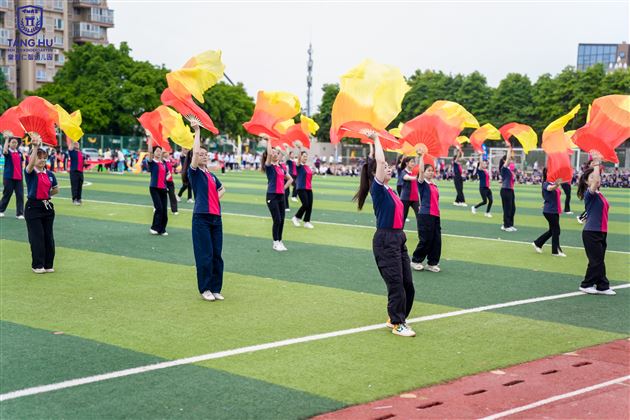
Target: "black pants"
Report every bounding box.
[412,214,442,266]
[475,188,493,212]
[266,193,285,241]
[149,187,168,234]
[295,189,313,222]
[581,231,609,291]
[453,176,465,203]
[561,183,571,213]
[534,213,562,254]
[24,199,55,269]
[70,170,84,201]
[402,200,419,222]
[178,182,192,200]
[166,181,178,213]
[373,229,414,325]
[500,188,516,228]
[396,185,403,196]
[0,178,24,216]
[291,183,298,198]
[192,214,223,294]
[284,187,290,210]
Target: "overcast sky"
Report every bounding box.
[108,0,630,113]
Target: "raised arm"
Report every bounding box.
[416,151,426,183]
[588,152,602,193]
[26,135,41,173]
[367,131,386,183]
[263,135,273,166]
[3,136,9,154]
[190,122,201,169]
[146,132,154,160]
[504,145,513,166]
[546,177,562,191]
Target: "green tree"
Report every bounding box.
[601,67,630,93]
[399,70,457,122]
[0,71,17,112]
[455,71,493,124]
[32,42,167,135]
[530,73,557,134]
[312,83,339,143]
[491,73,534,128]
[201,82,254,139]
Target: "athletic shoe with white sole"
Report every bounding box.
[45,268,55,273]
[461,203,468,207]
[212,293,225,300]
[0,212,4,217]
[532,243,543,254]
[552,252,567,257]
[500,225,507,231]
[304,222,314,229]
[176,196,181,202]
[32,268,46,274]
[564,211,573,215]
[386,319,395,329]
[576,216,584,224]
[292,216,301,227]
[579,286,598,294]
[506,227,517,232]
[149,229,159,235]
[425,265,441,273]
[291,197,298,202]
[172,212,179,215]
[17,215,24,220]
[410,262,424,271]
[160,232,169,236]
[285,208,291,212]
[471,207,477,214]
[201,291,216,301]
[278,241,288,251]
[485,213,493,218]
[272,241,282,251]
[596,288,616,296]
[453,202,459,206]
[187,198,195,203]
[392,324,416,337]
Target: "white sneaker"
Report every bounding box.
[32,268,46,274]
[304,222,314,229]
[149,229,159,235]
[453,202,459,206]
[291,197,298,202]
[405,218,410,222]
[0,212,4,218]
[172,212,179,215]
[201,291,216,301]
[285,208,291,212]
[485,213,493,218]
[187,198,195,203]
[410,262,424,271]
[385,318,395,329]
[579,286,598,294]
[426,265,441,273]
[212,293,225,300]
[176,196,181,202]
[501,225,507,231]
[45,268,55,273]
[532,243,543,254]
[461,203,468,207]
[273,241,282,251]
[471,207,477,215]
[160,232,169,236]
[17,215,25,220]
[292,216,301,227]
[596,288,616,296]
[564,211,573,215]
[392,323,416,337]
[577,216,584,224]
[552,252,567,257]
[506,227,517,232]
[278,241,288,251]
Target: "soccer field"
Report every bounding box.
[1,171,629,419]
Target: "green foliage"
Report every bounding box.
[491,73,534,128]
[0,71,18,112]
[312,83,339,143]
[201,82,254,139]
[31,42,167,135]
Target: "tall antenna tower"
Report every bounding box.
[306,43,313,117]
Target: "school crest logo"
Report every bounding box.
[16,5,43,36]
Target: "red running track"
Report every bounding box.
[316,339,630,419]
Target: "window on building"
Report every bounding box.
[36,68,47,82]
[54,0,63,10]
[54,35,63,46]
[54,18,63,30]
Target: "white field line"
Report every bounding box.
[480,374,630,419]
[1,283,629,403]
[53,197,630,255]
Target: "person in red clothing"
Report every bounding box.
[577,151,615,296]
[472,159,493,217]
[398,156,419,226]
[353,130,415,338]
[291,150,315,229]
[146,136,169,236]
[411,149,442,273]
[162,150,179,215]
[499,146,517,231]
[533,168,565,256]
[0,135,25,219]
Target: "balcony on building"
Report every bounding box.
[73,21,104,42]
[73,0,103,8]
[88,7,114,27]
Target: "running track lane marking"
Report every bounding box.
[53,197,630,255]
[480,375,630,419]
[1,283,629,402]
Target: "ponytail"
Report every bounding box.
[261,151,268,173]
[577,167,594,200]
[353,158,376,210]
[542,167,547,182]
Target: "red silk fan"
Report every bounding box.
[19,116,58,146]
[0,107,26,138]
[160,88,219,135]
